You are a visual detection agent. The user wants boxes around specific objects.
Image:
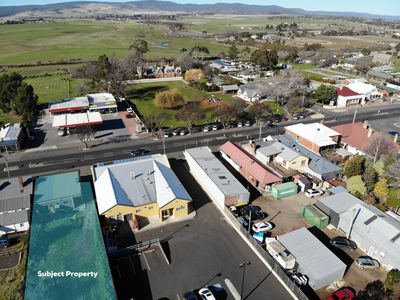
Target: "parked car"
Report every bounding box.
[212,124,221,131]
[0,236,9,248]
[173,128,183,136]
[226,121,236,128]
[229,205,240,217]
[198,288,216,300]
[239,205,261,215]
[355,256,380,270]
[287,271,308,286]
[330,237,357,251]
[244,120,252,127]
[180,128,189,136]
[164,131,172,138]
[305,188,324,198]
[126,107,134,114]
[328,287,355,300]
[237,122,243,127]
[292,114,300,120]
[130,149,147,156]
[273,115,282,123]
[388,131,400,141]
[240,206,267,220]
[203,126,211,132]
[281,116,288,122]
[57,128,66,136]
[298,114,306,119]
[183,291,199,300]
[252,221,274,233]
[126,113,134,119]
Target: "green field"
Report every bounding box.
[125,81,236,127]
[0,21,228,66]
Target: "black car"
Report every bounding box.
[273,115,282,123]
[330,237,357,251]
[183,291,199,300]
[130,149,148,156]
[240,206,266,220]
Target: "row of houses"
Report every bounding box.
[136,65,182,79]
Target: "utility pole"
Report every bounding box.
[239,261,251,300]
[162,131,166,155]
[3,145,10,179]
[248,210,252,233]
[258,121,262,140]
[352,106,358,124]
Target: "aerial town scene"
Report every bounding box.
[1,0,400,299]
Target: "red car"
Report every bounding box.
[328,287,355,300]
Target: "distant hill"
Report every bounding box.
[0,0,399,20]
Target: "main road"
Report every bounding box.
[1,105,399,179]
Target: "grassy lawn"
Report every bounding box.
[264,101,285,115]
[0,21,228,65]
[125,81,236,127]
[0,109,22,125]
[25,74,87,104]
[292,63,317,70]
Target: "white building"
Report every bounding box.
[184,147,250,209]
[237,86,263,102]
[336,82,382,108]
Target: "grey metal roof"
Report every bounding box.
[0,124,21,146]
[317,192,362,215]
[184,147,250,198]
[257,141,301,162]
[328,186,348,194]
[0,177,32,212]
[221,84,239,92]
[278,227,346,287]
[278,134,342,176]
[0,210,29,226]
[367,69,394,80]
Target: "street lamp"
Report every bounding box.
[239,261,251,300]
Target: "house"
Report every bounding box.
[221,84,239,94]
[237,85,264,102]
[184,147,250,209]
[336,81,383,108]
[209,59,230,70]
[386,81,400,91]
[0,177,32,235]
[137,65,181,79]
[0,123,23,151]
[92,154,192,224]
[237,69,259,81]
[367,69,395,81]
[284,122,341,154]
[338,203,400,270]
[278,134,343,181]
[316,192,363,228]
[25,171,116,299]
[277,227,346,290]
[220,141,282,191]
[330,121,400,155]
[372,53,396,65]
[262,34,281,42]
[255,140,309,172]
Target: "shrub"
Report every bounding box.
[184,68,205,83]
[154,88,185,108]
[385,269,400,290]
[347,175,367,196]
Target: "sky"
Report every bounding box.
[0,0,399,16]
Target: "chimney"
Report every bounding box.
[363,120,369,129]
[18,177,24,189]
[368,127,374,138]
[320,119,325,125]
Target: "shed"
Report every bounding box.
[316,192,362,227]
[301,204,329,228]
[297,176,312,192]
[271,182,298,199]
[278,227,346,290]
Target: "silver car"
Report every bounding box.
[355,256,380,270]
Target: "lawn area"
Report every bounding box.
[0,109,22,125]
[0,21,228,65]
[125,81,236,127]
[292,63,317,70]
[264,101,286,115]
[25,74,87,104]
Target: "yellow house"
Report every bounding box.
[92,154,191,224]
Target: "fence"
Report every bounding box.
[222,206,309,300]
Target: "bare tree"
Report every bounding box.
[177,102,205,133]
[364,133,397,163]
[75,125,96,149]
[385,154,400,188]
[213,105,236,129]
[248,101,272,122]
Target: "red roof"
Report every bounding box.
[220,141,281,186]
[331,122,400,151]
[336,86,360,97]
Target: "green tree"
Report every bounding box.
[357,280,393,300]
[94,55,111,84]
[251,46,278,69]
[228,44,239,60]
[14,83,38,124]
[363,162,379,193]
[285,47,299,63]
[0,72,23,112]
[190,46,210,60]
[385,269,400,290]
[129,34,149,55]
[374,178,389,199]
[313,84,337,104]
[347,175,367,197]
[344,155,365,178]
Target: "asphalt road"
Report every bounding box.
[117,159,294,300]
[1,106,399,179]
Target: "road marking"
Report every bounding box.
[103,153,115,157]
[394,122,400,128]
[224,278,240,300]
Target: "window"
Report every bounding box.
[301,160,306,166]
[283,160,287,166]
[20,223,24,227]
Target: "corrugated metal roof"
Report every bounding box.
[220,141,281,185]
[317,192,362,215]
[0,177,32,212]
[278,227,346,287]
[0,210,29,226]
[184,147,250,198]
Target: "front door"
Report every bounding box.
[161,208,174,221]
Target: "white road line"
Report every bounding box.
[224,278,240,300]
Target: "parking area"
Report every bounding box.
[251,193,321,237]
[108,158,293,300]
[369,115,400,134]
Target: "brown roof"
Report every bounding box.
[331,122,400,151]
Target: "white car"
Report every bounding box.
[203,126,211,132]
[126,107,133,114]
[198,287,216,300]
[237,122,243,127]
[252,222,273,233]
[305,188,324,198]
